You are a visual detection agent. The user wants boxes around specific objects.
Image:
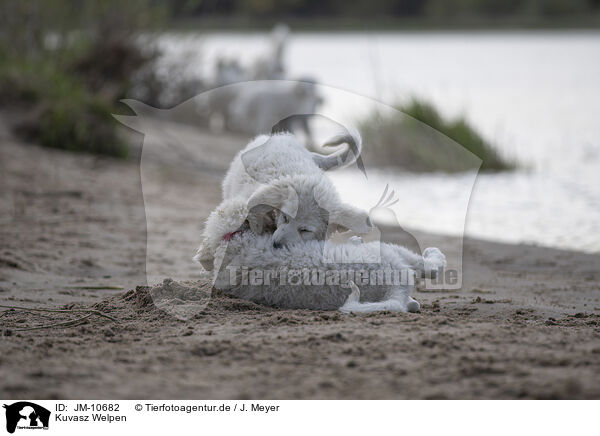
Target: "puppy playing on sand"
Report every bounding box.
[196,130,372,269]
[196,204,446,313]
[195,130,447,312]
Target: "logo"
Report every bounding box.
[3,402,50,434]
[114,81,479,317]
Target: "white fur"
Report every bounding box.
[197,230,446,313]
[193,131,448,313]
[221,132,323,199]
[197,132,369,269]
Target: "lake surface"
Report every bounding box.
[158,31,600,253]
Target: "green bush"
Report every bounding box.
[0,0,166,158]
[360,98,514,172]
[0,58,128,157]
[38,96,128,158]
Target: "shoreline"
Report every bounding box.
[167,16,600,33]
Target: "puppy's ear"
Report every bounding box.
[328,203,372,234]
[247,184,298,233]
[247,204,276,234]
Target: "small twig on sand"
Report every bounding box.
[0,304,119,323]
[66,285,124,290]
[1,309,55,320]
[12,313,95,332]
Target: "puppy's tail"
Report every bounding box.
[311,127,366,176]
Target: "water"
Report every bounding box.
[157,31,600,253]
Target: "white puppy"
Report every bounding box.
[196,131,370,269]
[199,229,446,313]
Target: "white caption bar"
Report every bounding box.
[0,400,597,436]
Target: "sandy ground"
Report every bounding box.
[1,118,599,399]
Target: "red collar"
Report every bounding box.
[223,230,243,241]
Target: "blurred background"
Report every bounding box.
[1,0,599,257]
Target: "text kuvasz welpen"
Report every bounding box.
[54,413,126,423]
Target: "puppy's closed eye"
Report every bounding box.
[299,228,317,241]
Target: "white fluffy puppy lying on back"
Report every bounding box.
[195,208,446,313]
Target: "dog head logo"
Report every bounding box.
[115,81,481,316]
[3,402,50,434]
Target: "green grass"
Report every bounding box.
[360,98,514,172]
[0,57,128,157]
[38,95,128,158]
[0,0,168,159]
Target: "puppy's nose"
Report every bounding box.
[273,241,282,249]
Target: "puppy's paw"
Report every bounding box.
[406,297,421,313]
[340,281,361,313]
[193,242,215,271]
[346,281,361,303]
[422,247,446,279]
